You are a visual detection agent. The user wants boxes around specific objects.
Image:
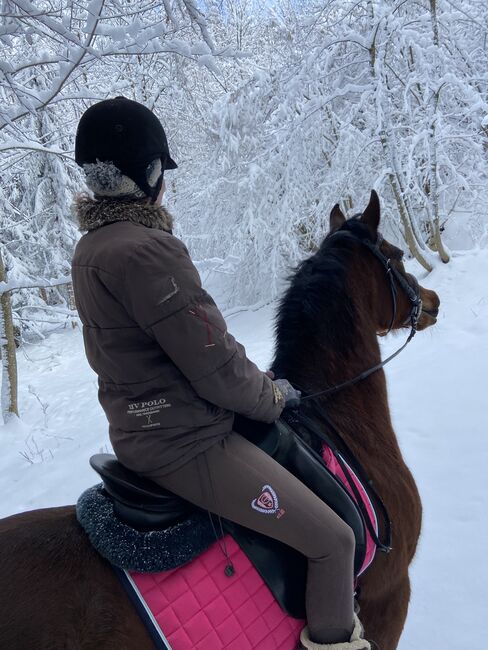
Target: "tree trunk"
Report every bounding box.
[430,0,439,46]
[367,3,432,271]
[386,163,433,272]
[428,1,450,263]
[0,249,19,422]
[427,116,450,262]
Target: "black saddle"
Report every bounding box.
[90,417,366,619]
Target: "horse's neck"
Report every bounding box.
[320,367,400,462]
[276,323,402,464]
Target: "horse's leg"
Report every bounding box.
[0,506,154,650]
[360,575,411,650]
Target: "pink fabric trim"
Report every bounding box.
[321,444,378,575]
[130,536,304,649]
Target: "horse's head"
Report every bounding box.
[328,191,440,335]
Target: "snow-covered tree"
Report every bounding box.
[2,0,488,419]
[0,0,235,420]
[0,0,235,337]
[175,0,488,308]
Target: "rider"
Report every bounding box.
[71,97,371,650]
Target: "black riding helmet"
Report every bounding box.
[75,97,177,200]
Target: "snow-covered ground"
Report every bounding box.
[1,249,487,650]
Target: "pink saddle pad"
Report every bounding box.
[129,535,304,649]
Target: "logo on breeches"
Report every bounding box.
[251,484,286,518]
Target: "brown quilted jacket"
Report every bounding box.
[71,197,284,476]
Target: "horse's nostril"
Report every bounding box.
[423,306,439,318]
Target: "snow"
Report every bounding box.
[1,249,487,649]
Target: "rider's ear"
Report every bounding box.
[360,190,380,237]
[329,204,346,233]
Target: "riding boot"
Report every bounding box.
[297,614,371,650]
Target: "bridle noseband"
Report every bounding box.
[299,228,423,402]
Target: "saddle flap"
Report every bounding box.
[227,417,368,617]
[276,422,367,574]
[235,418,367,575]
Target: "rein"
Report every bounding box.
[298,229,423,403]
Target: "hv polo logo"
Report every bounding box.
[251,484,286,518]
[126,397,171,429]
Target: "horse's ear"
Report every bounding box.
[360,190,380,236]
[329,204,346,233]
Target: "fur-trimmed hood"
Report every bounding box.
[73,194,173,234]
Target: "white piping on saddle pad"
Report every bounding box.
[123,570,172,649]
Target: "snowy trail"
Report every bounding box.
[1,250,487,649]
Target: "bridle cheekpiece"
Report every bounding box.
[361,233,423,334]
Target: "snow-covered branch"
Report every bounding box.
[0,0,234,130]
[0,276,72,295]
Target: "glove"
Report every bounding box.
[272,379,301,409]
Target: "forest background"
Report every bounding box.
[1,0,488,421]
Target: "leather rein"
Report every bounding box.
[299,229,423,403]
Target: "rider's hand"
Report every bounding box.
[273,379,301,409]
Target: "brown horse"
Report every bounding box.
[0,191,439,650]
[271,191,439,648]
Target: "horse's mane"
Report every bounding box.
[272,218,373,376]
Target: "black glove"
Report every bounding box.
[273,379,301,409]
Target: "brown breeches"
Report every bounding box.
[143,432,355,644]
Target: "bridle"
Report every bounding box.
[299,227,423,403]
[361,233,423,334]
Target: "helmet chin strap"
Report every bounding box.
[148,155,167,204]
[149,171,165,204]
